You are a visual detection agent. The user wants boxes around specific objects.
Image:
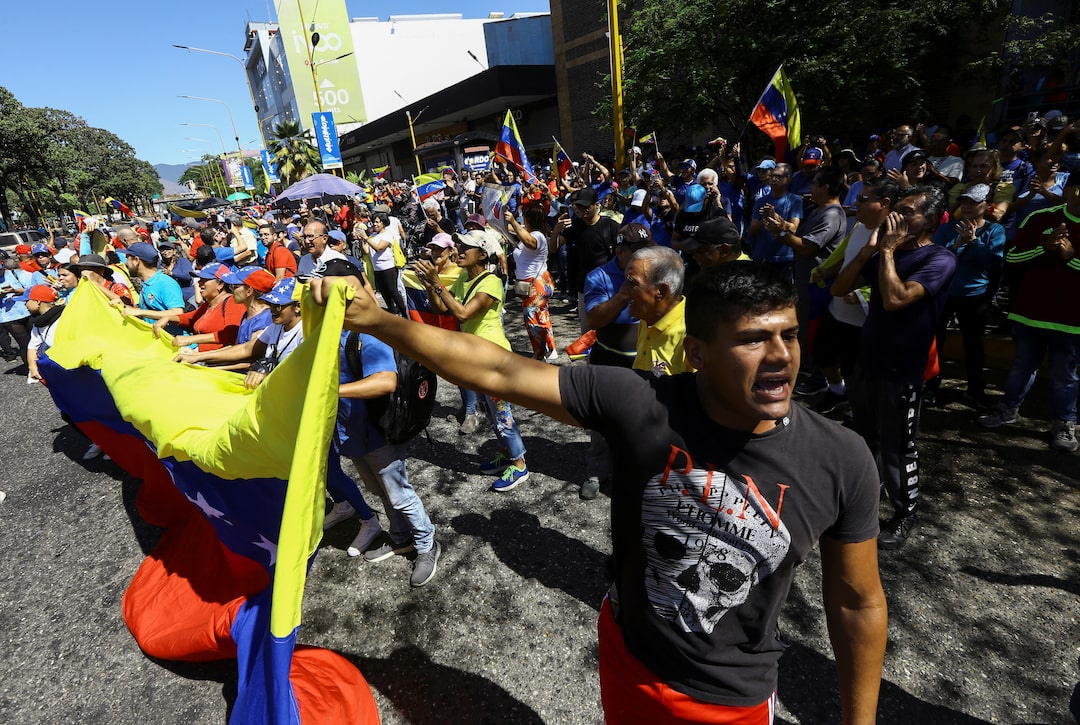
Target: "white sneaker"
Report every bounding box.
[83,443,103,460]
[347,516,384,557]
[322,500,356,531]
[544,349,560,363]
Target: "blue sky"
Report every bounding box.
[0,1,547,167]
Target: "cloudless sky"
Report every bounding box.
[0,1,548,168]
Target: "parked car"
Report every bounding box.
[0,230,46,258]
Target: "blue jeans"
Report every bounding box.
[326,448,375,520]
[480,393,526,461]
[460,386,477,415]
[348,445,435,554]
[1002,322,1079,422]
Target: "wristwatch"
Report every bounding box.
[779,229,790,239]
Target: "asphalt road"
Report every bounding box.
[0,296,1077,724]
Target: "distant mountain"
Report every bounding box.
[155,162,197,183]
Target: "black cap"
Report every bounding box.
[571,187,598,206]
[681,217,741,252]
[272,221,289,234]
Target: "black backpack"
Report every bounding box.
[343,331,438,444]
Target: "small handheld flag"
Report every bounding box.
[638,132,656,145]
[552,139,574,182]
[414,174,446,202]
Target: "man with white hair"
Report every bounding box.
[623,246,693,377]
[420,198,456,248]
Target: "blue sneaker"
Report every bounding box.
[479,452,510,475]
[492,462,529,492]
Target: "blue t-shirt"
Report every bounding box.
[236,307,273,345]
[649,216,674,248]
[138,270,185,312]
[932,220,1005,297]
[297,254,317,279]
[334,331,396,457]
[0,269,33,323]
[860,244,957,386]
[750,193,803,264]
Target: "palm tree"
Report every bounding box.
[268,120,322,186]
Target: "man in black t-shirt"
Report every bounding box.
[552,186,620,332]
[311,262,887,724]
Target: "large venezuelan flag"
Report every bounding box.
[37,281,379,724]
[495,110,536,183]
[749,66,801,160]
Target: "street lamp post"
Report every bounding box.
[172,44,269,150]
[179,95,243,156]
[180,123,230,196]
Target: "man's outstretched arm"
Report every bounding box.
[310,276,578,427]
[821,535,888,725]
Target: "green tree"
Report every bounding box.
[617,0,1030,144]
[268,120,322,186]
[0,87,48,227]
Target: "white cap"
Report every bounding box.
[631,188,648,207]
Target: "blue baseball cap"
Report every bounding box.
[328,229,348,244]
[30,243,51,256]
[683,184,707,213]
[261,276,297,305]
[125,241,159,263]
[195,262,232,281]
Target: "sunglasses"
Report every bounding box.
[269,302,295,312]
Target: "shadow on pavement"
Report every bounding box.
[960,565,1080,597]
[147,656,238,722]
[351,645,545,725]
[452,508,609,611]
[778,643,993,724]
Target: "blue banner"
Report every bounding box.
[241,163,255,191]
[312,112,343,170]
[261,150,281,184]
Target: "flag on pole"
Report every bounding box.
[707,136,728,147]
[372,165,390,179]
[495,110,536,183]
[552,139,574,182]
[104,197,134,218]
[624,126,637,141]
[638,132,656,145]
[749,66,801,159]
[414,174,446,202]
[72,209,91,233]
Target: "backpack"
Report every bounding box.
[343,331,438,444]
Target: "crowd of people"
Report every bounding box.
[3,103,1079,723]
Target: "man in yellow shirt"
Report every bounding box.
[624,246,694,376]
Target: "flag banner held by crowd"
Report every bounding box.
[312,112,344,171]
[36,280,379,724]
[261,150,281,184]
[372,165,390,179]
[414,174,446,202]
[749,65,801,159]
[494,110,536,183]
[552,139,573,182]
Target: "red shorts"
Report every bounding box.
[597,597,775,725]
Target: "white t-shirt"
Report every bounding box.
[930,155,964,181]
[513,231,549,280]
[258,321,304,362]
[829,223,872,327]
[369,229,398,271]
